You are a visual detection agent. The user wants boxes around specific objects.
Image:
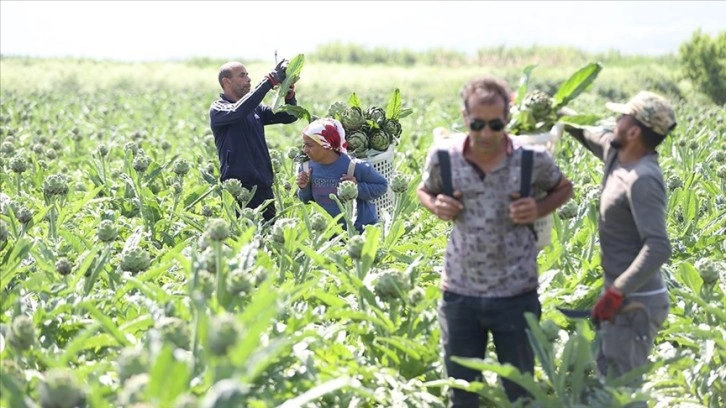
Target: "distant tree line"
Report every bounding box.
[679,29,726,105]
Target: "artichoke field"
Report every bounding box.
[0,57,725,408]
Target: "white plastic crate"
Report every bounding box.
[361,145,395,220]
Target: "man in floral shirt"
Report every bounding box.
[417,76,573,405]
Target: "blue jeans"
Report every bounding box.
[438,289,541,406]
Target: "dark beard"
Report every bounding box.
[610,140,623,149]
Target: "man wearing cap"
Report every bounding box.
[563,91,677,386]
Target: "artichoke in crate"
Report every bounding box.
[340,107,366,131]
[368,129,390,152]
[328,101,348,119]
[346,130,369,158]
[366,106,387,127]
[382,118,402,141]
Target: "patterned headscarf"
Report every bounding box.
[302,118,348,153]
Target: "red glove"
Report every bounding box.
[285,83,296,100]
[592,287,624,322]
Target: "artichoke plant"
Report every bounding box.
[8,314,35,351]
[97,219,118,243]
[43,174,69,197]
[222,179,243,198]
[55,257,73,276]
[348,235,366,260]
[337,180,358,202]
[117,347,149,383]
[206,218,230,242]
[120,247,151,274]
[695,258,719,285]
[309,213,328,233]
[374,269,411,302]
[201,379,249,408]
[156,317,190,350]
[207,313,241,356]
[390,173,409,194]
[39,369,88,408]
[173,158,190,176]
[10,155,28,174]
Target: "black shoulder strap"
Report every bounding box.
[437,149,453,197]
[520,149,533,198]
[519,149,538,241]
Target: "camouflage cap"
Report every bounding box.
[606,91,677,137]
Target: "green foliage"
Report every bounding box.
[0,55,724,408]
[678,29,726,104]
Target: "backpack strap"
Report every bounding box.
[519,149,538,241]
[303,159,354,176]
[520,149,533,198]
[437,149,453,197]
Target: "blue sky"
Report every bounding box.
[1,1,724,62]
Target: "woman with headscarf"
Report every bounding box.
[295,117,388,231]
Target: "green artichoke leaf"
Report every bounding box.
[552,62,602,111]
[385,88,402,120]
[365,119,380,130]
[397,108,413,119]
[514,64,537,105]
[277,105,311,123]
[348,92,362,109]
[271,54,304,112]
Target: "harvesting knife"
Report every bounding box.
[556,307,592,319]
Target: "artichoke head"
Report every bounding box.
[366,106,387,127]
[382,118,402,141]
[340,107,366,131]
[522,90,554,119]
[374,269,410,302]
[346,130,369,158]
[368,129,390,152]
[337,180,359,202]
[328,101,348,119]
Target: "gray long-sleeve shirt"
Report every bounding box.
[570,126,671,295]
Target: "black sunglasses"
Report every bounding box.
[469,118,506,132]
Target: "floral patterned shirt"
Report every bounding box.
[422,134,563,297]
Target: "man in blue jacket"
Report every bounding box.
[209,59,298,222]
